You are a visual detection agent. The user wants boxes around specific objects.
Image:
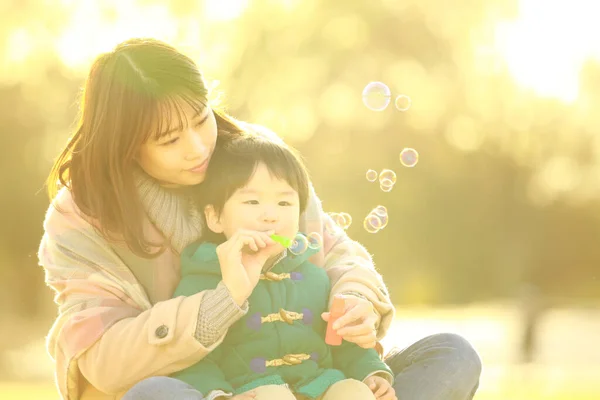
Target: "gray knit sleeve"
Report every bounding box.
[194,281,249,346]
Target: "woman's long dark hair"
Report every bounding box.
[47,38,243,257]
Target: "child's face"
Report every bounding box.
[206,162,301,241]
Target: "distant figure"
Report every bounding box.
[519,283,544,364]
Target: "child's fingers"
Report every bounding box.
[321,312,330,322]
[364,377,377,390]
[374,383,388,397]
[241,236,259,252]
[380,387,397,400]
[373,385,389,399]
[259,231,276,245]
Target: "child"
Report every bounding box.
[170,131,395,400]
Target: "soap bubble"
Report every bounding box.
[366,169,378,182]
[363,206,389,233]
[400,148,419,168]
[378,169,397,185]
[363,214,383,233]
[377,213,389,229]
[327,212,353,230]
[325,218,343,236]
[306,232,323,250]
[394,95,412,111]
[380,183,394,193]
[339,212,353,229]
[380,178,395,187]
[330,212,346,228]
[374,205,387,217]
[289,234,309,255]
[362,82,391,111]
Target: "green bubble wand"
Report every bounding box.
[270,234,293,248]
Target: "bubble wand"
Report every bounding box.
[270,234,293,248]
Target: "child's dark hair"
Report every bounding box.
[197,131,311,242]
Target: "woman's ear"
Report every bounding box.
[204,205,224,234]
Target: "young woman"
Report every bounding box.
[38,38,481,400]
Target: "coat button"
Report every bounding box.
[155,325,169,339]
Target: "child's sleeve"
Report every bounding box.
[171,347,234,395]
[170,252,236,394]
[331,341,394,383]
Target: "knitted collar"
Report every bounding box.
[134,168,204,253]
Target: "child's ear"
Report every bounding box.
[204,205,224,234]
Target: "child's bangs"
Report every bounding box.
[261,146,307,194]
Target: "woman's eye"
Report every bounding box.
[160,137,179,146]
[279,201,292,206]
[195,113,210,127]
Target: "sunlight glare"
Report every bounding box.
[494,0,600,103]
[204,0,249,22]
[55,0,178,69]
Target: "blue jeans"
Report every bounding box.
[122,333,481,400]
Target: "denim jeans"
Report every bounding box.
[122,333,482,400]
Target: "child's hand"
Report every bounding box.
[217,229,283,306]
[364,375,397,400]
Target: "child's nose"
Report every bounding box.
[261,207,278,222]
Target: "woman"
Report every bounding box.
[38,38,481,400]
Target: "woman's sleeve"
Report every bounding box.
[40,207,245,395]
[75,278,246,395]
[301,184,396,339]
[75,293,220,394]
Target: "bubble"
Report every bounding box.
[394,94,412,111]
[380,178,394,187]
[339,212,353,229]
[306,232,323,250]
[366,169,378,182]
[289,234,309,255]
[362,82,391,112]
[400,148,419,168]
[363,214,382,233]
[325,218,343,236]
[380,184,394,193]
[374,205,387,217]
[377,213,389,229]
[378,169,397,185]
[329,212,346,228]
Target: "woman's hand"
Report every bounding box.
[364,375,397,400]
[321,295,379,348]
[217,229,283,306]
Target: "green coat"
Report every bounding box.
[171,237,391,398]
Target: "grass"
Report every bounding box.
[0,382,59,400]
[4,303,600,399]
[1,379,599,400]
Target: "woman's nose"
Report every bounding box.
[185,130,207,161]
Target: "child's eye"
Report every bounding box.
[279,201,292,206]
[244,200,259,205]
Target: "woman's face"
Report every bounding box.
[137,102,218,187]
